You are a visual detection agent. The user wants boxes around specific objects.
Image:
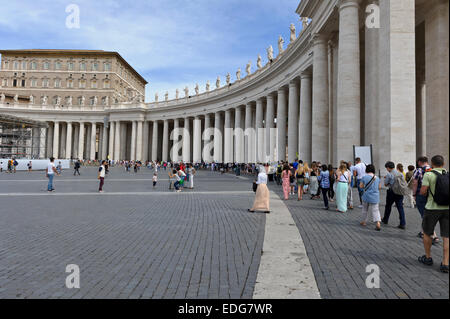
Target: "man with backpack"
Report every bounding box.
[381,161,407,229]
[418,155,449,273]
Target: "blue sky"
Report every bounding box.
[0,0,302,102]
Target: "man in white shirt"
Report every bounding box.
[46,157,59,192]
[98,160,106,192]
[354,158,367,208]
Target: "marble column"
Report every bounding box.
[152,121,159,161]
[365,0,379,165]
[193,116,202,163]
[182,118,191,163]
[378,0,416,168]
[114,121,120,161]
[136,120,143,161]
[78,122,85,160]
[336,0,361,162]
[425,0,449,164]
[46,124,53,158]
[39,127,46,159]
[162,120,169,162]
[173,119,180,162]
[53,121,60,158]
[312,34,329,163]
[73,124,79,159]
[224,110,233,163]
[108,121,115,160]
[90,122,96,160]
[214,112,223,163]
[86,125,92,160]
[203,114,212,163]
[130,121,137,161]
[98,125,103,160]
[101,123,108,161]
[288,80,299,162]
[265,94,275,163]
[245,103,253,163]
[299,72,312,163]
[66,122,73,159]
[255,99,264,163]
[142,121,149,162]
[277,89,287,162]
[234,106,244,163]
[60,123,66,159]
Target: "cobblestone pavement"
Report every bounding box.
[0,167,448,299]
[0,167,264,299]
[268,182,449,299]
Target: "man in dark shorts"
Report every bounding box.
[418,155,449,273]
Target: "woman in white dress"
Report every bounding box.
[188,164,196,189]
[248,165,270,213]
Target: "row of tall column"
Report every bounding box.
[45,121,105,160]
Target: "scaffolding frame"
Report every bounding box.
[0,114,48,159]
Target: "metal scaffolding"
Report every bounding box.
[0,114,48,159]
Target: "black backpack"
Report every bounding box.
[429,170,449,206]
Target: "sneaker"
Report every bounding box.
[358,204,363,208]
[418,255,433,266]
[397,225,406,230]
[440,263,449,273]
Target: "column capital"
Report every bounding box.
[267,94,275,101]
[312,33,329,46]
[338,0,361,11]
[277,87,287,95]
[289,79,298,87]
[300,71,312,79]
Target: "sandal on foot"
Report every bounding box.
[417,232,424,239]
[432,237,440,245]
[418,255,433,266]
[440,263,449,273]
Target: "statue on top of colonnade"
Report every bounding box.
[267,45,274,62]
[0,93,5,104]
[206,81,210,92]
[290,23,296,42]
[184,86,189,98]
[195,84,199,95]
[42,95,48,105]
[301,17,309,33]
[216,76,220,89]
[226,73,231,85]
[155,92,159,102]
[278,36,284,54]
[236,68,241,81]
[165,91,169,101]
[13,94,18,103]
[257,55,262,69]
[176,89,180,99]
[29,95,34,104]
[246,61,251,76]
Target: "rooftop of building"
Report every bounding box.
[0,49,148,85]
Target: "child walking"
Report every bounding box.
[152,173,158,188]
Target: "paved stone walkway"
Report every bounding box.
[0,167,448,299]
[269,183,449,299]
[0,167,264,299]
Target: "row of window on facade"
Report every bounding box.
[3,60,112,72]
[1,78,111,89]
